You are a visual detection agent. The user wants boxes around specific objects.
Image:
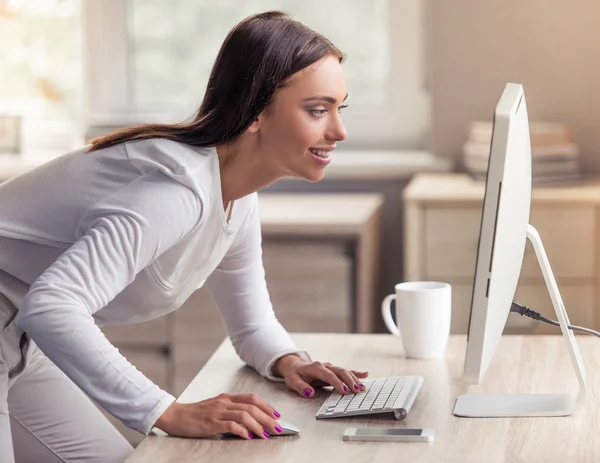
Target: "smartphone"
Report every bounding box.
[342,427,434,443]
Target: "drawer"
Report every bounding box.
[521,208,595,279]
[449,281,594,335]
[425,206,595,279]
[102,315,171,348]
[424,208,480,278]
[263,241,351,333]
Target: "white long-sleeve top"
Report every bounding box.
[0,138,308,434]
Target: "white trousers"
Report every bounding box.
[0,297,133,463]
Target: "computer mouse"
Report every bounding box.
[276,419,300,436]
[221,419,300,439]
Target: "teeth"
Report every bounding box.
[309,148,330,158]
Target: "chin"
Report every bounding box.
[302,169,326,183]
[286,158,328,183]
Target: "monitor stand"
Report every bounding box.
[453,224,587,417]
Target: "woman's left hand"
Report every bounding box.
[273,355,369,398]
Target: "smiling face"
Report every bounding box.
[250,55,348,182]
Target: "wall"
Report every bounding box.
[429,0,600,172]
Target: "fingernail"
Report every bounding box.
[275,425,283,433]
[354,384,359,390]
[274,410,281,418]
[248,433,254,439]
[304,388,312,398]
[263,430,270,438]
[360,383,365,387]
[343,385,349,392]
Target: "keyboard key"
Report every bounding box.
[339,395,353,404]
[324,394,342,405]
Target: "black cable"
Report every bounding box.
[510,301,600,338]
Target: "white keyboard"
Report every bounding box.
[315,376,424,421]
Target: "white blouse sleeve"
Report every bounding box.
[16,170,202,434]
[205,195,310,381]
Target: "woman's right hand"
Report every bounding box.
[154,393,284,440]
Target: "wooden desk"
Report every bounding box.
[259,194,383,333]
[126,334,600,462]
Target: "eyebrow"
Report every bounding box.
[302,93,348,104]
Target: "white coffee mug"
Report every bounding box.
[381,281,452,359]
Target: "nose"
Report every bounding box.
[326,112,347,142]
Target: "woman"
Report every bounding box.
[0,10,369,463]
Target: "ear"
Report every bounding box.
[246,112,264,134]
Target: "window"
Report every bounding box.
[0,0,82,152]
[84,0,429,149]
[129,0,389,111]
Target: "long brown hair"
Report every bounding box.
[88,11,344,152]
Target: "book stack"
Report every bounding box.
[462,121,583,185]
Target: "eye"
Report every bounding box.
[309,109,328,117]
[338,104,348,113]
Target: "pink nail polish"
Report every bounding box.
[248,433,254,439]
[304,388,312,397]
[343,385,349,392]
[264,430,270,438]
[275,425,283,433]
[274,410,281,418]
[354,384,359,390]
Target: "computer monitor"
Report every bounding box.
[453,82,586,418]
[463,82,532,385]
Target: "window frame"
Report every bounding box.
[82,0,429,149]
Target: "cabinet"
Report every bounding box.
[404,173,600,335]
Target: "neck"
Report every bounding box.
[215,136,280,204]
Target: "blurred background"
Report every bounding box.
[3,0,600,443]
